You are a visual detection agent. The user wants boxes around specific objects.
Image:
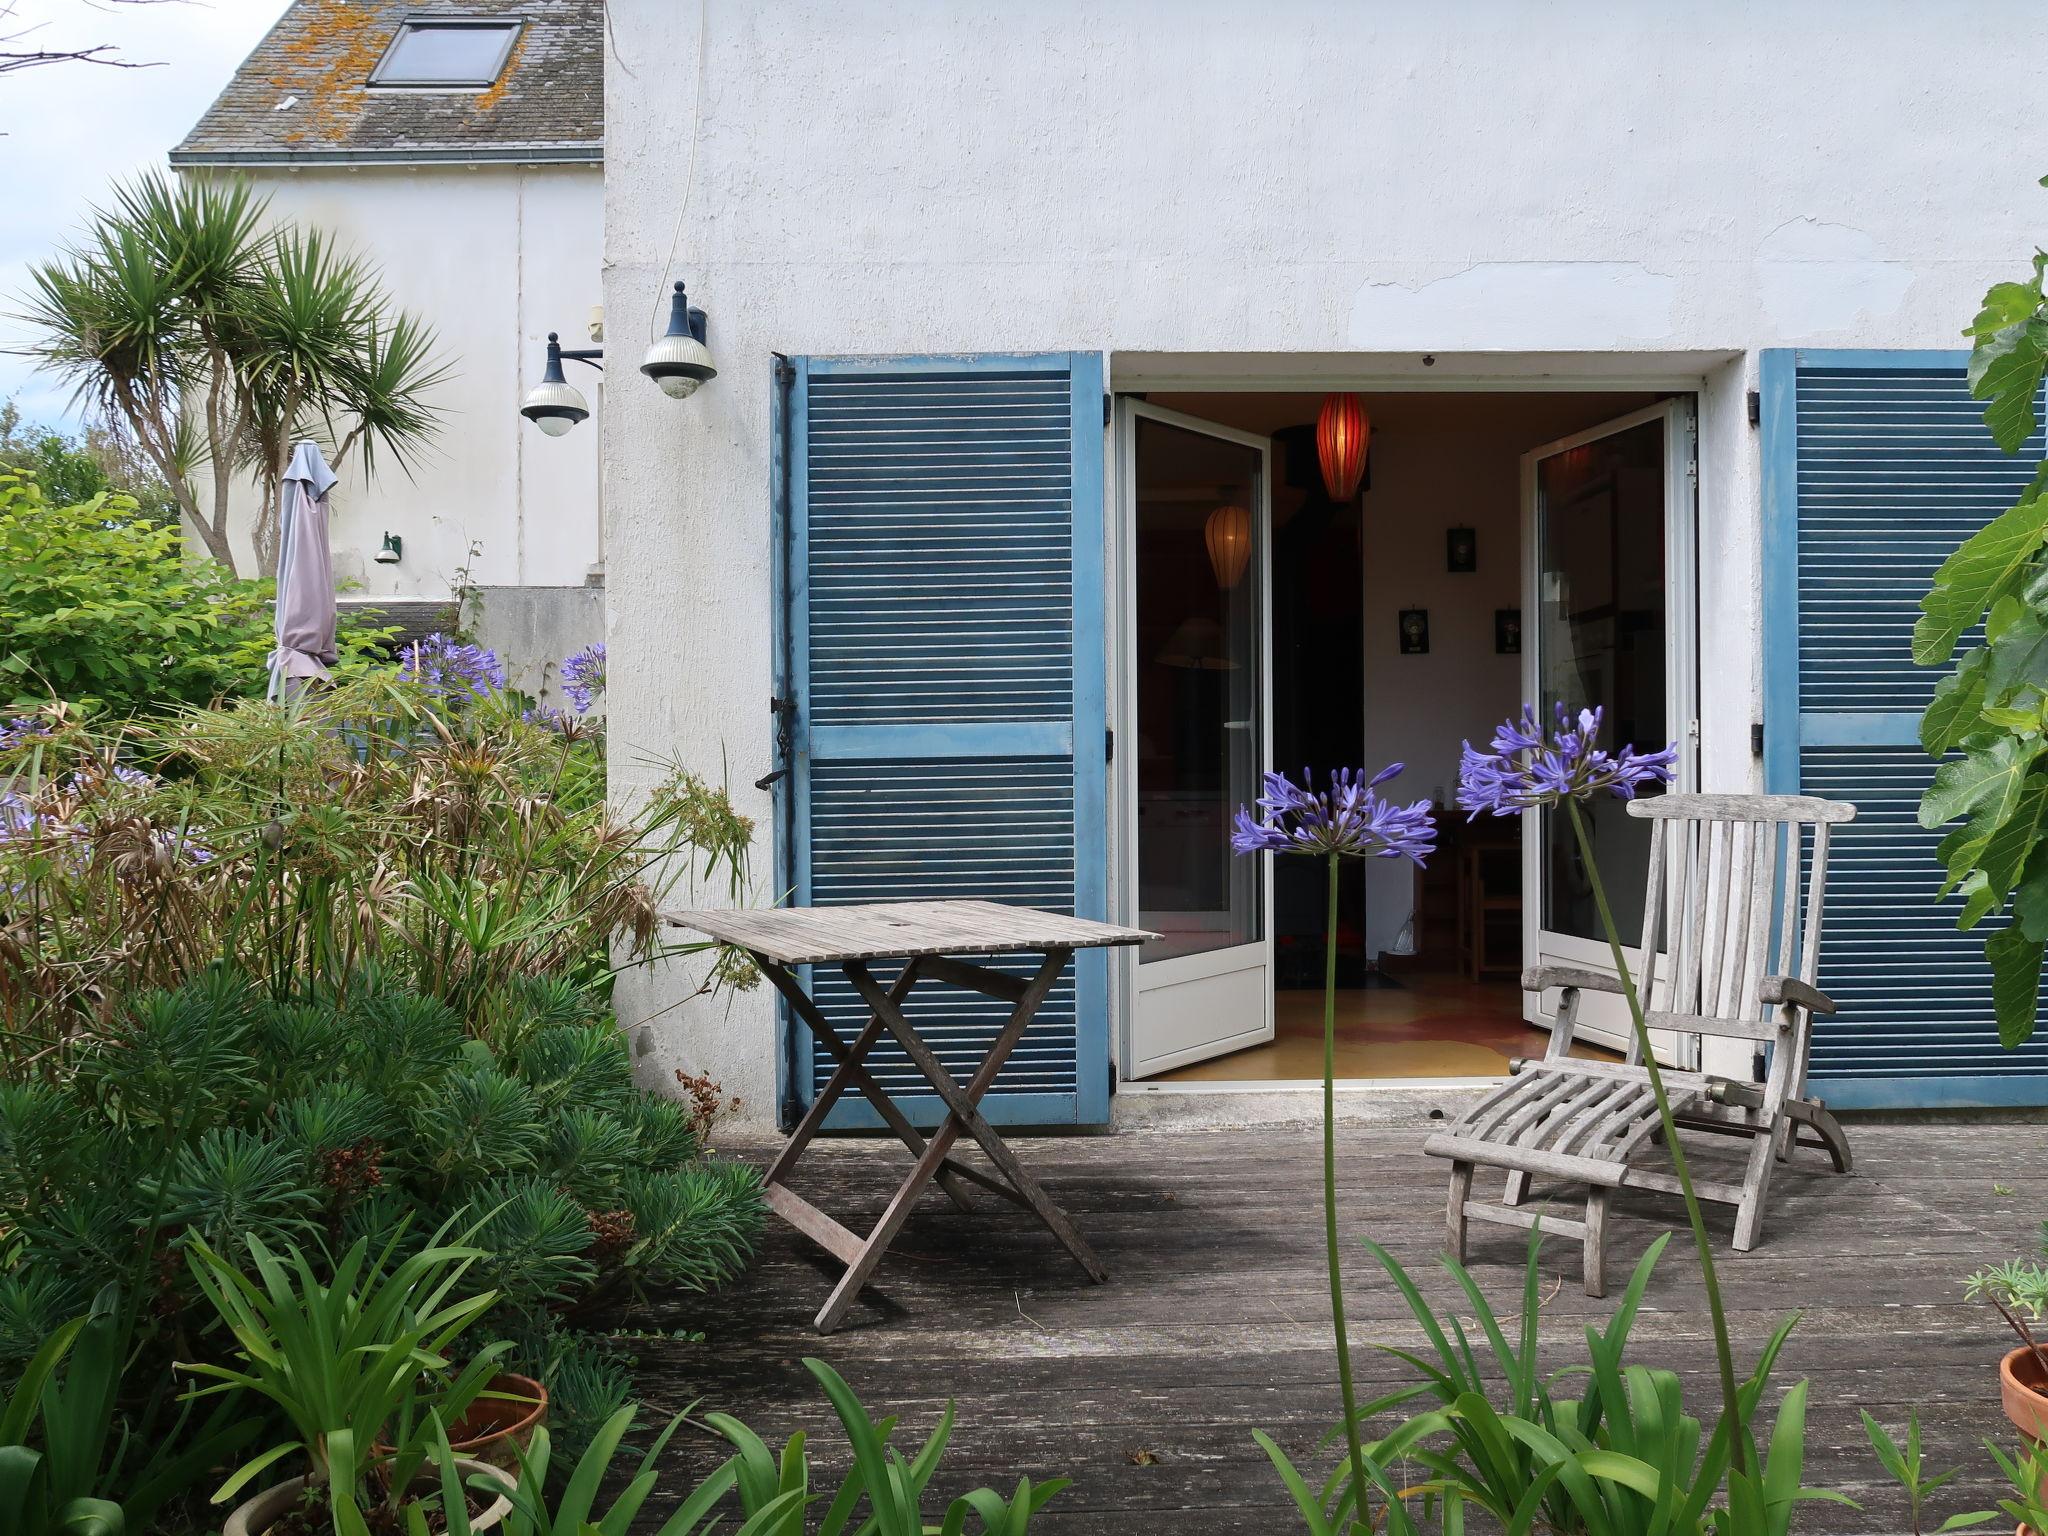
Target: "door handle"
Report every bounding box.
[1223,720,1253,731]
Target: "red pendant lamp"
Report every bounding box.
[1204,503,1252,588]
[1316,392,1370,501]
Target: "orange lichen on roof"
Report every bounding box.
[473,27,529,113]
[269,0,388,143]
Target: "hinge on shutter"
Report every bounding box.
[1108,1057,1117,1098]
[1751,722,1765,758]
[754,696,798,791]
[773,355,795,386]
[1746,388,1761,428]
[1105,727,1115,763]
[1103,393,1113,428]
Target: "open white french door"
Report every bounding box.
[1520,398,1698,1060]
[1115,401,1275,1077]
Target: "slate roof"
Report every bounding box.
[171,0,601,166]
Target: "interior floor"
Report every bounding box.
[1156,974,1618,1082]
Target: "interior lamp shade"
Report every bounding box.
[1316,392,1370,501]
[1204,502,1252,588]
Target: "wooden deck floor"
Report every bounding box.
[619,1121,2045,1533]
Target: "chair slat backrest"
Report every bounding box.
[1628,793,1854,1043]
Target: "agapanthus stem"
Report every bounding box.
[1321,852,1369,1528]
[1565,799,1751,1478]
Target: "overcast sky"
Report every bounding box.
[1,0,284,428]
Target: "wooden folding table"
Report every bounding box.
[664,899,1154,1333]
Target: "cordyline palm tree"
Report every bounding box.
[15,171,448,575]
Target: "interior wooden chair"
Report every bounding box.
[1423,792,1857,1296]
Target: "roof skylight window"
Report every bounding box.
[369,17,522,88]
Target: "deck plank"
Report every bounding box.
[604,1122,2046,1533]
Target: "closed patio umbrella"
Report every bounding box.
[268,440,340,701]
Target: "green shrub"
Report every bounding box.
[0,468,394,717]
[0,399,177,523]
[0,969,762,1372]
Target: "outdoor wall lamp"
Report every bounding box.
[639,281,716,399]
[519,282,715,434]
[519,333,602,437]
[373,532,403,564]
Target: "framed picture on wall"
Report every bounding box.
[1447,526,1477,572]
[1399,609,1429,654]
[1495,608,1521,654]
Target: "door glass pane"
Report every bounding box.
[1135,416,1263,962]
[1535,417,1668,945]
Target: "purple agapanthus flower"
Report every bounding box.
[1230,764,1436,864]
[1457,703,1678,819]
[0,791,75,850]
[399,634,505,704]
[65,764,154,797]
[560,642,605,714]
[0,716,52,753]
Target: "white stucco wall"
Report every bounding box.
[601,0,2047,1123]
[194,164,603,598]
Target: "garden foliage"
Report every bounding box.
[0,400,178,525]
[0,469,392,717]
[0,672,752,1041]
[0,667,764,1505]
[1915,198,2048,1048]
[1261,1231,1844,1536]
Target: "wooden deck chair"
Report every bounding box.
[1423,793,1857,1296]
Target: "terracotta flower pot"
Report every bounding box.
[2002,1346,2048,1536]
[2005,1345,2048,1441]
[437,1373,549,1470]
[220,1456,515,1536]
[370,1373,549,1471]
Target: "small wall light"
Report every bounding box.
[520,332,601,437]
[373,532,403,564]
[640,280,716,400]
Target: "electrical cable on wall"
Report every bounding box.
[649,0,711,341]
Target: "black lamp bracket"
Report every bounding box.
[543,333,604,378]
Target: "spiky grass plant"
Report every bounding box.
[0,672,757,1050]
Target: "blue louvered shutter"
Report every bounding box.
[1761,349,2048,1108]
[775,354,1109,1129]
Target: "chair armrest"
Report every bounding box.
[1522,964,1625,997]
[1761,975,1837,1016]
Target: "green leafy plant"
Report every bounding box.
[0,400,177,524]
[1860,1410,1996,1534]
[0,1283,258,1536]
[425,1400,736,1536]
[1983,1440,2048,1534]
[179,1225,508,1531]
[17,171,447,576]
[0,1313,122,1536]
[0,469,393,716]
[1914,183,2048,1049]
[426,1359,1069,1536]
[1963,1218,2048,1382]
[1261,1226,1846,1535]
